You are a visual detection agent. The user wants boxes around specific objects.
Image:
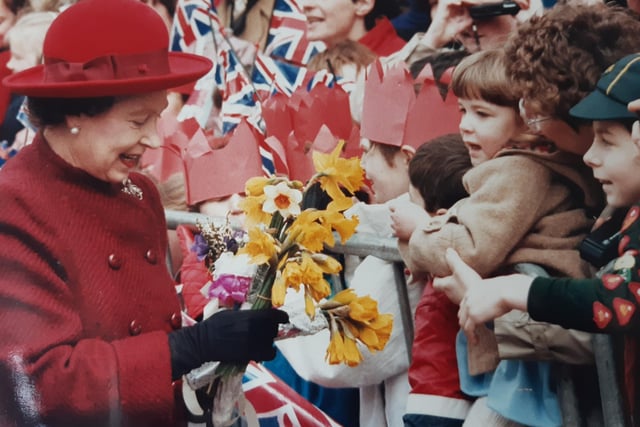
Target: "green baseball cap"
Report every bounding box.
[569,53,640,121]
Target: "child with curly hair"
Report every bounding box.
[394,47,600,426]
[448,52,640,427]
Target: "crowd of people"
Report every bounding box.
[1,0,640,426]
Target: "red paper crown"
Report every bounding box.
[261,83,360,181]
[141,115,200,183]
[183,119,264,206]
[360,59,461,150]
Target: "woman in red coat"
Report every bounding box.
[0,1,288,426]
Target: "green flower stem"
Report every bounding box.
[206,201,300,405]
[252,267,275,310]
[270,211,285,239]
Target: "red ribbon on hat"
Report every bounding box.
[44,48,171,82]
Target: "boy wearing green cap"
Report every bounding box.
[436,52,640,426]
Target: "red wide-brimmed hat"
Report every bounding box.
[3,0,213,98]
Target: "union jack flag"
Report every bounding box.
[264,0,325,66]
[214,47,280,175]
[242,362,342,427]
[169,0,336,176]
[251,53,311,99]
[251,53,345,102]
[171,0,222,53]
[209,37,259,130]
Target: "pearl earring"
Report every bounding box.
[70,127,80,135]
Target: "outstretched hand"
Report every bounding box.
[389,200,430,241]
[432,249,471,305]
[437,248,533,344]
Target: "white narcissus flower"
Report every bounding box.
[262,182,303,218]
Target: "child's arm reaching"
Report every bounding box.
[443,205,640,341]
[405,156,566,278]
[389,198,431,241]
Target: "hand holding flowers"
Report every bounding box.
[183,141,394,426]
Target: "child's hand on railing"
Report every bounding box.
[389,200,431,241]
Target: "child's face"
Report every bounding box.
[458,97,522,166]
[583,121,640,208]
[360,140,410,204]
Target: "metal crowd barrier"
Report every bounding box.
[165,209,626,426]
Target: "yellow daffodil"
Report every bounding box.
[304,289,316,319]
[321,289,394,356]
[230,145,388,369]
[310,253,342,275]
[312,140,364,211]
[274,253,331,309]
[325,319,364,366]
[287,210,333,252]
[320,209,359,244]
[342,334,363,367]
[271,269,286,306]
[245,176,271,196]
[355,314,393,352]
[238,227,278,265]
[262,182,303,218]
[326,324,345,365]
[283,254,331,306]
[331,288,358,305]
[347,294,379,323]
[280,259,305,293]
[299,253,332,303]
[239,195,271,227]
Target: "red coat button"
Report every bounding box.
[145,249,157,265]
[108,254,122,270]
[170,312,182,329]
[129,320,142,336]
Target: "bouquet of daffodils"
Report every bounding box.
[185,141,393,427]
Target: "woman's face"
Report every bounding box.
[64,91,167,184]
[359,140,411,204]
[301,0,362,46]
[518,97,594,155]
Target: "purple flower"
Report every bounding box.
[208,274,252,307]
[190,233,209,261]
[224,237,239,254]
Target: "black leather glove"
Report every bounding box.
[168,309,289,380]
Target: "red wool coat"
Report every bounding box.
[0,135,185,426]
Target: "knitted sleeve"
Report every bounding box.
[529,205,640,333]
